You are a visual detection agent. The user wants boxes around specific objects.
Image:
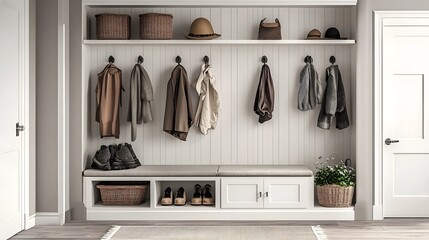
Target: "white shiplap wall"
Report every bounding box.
[83,7,354,171]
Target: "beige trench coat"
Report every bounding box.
[194,64,220,135]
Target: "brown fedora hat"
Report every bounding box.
[306,29,322,39]
[186,17,221,40]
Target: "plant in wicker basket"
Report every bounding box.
[315,156,356,207]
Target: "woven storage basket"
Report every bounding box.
[96,13,131,40]
[139,13,173,40]
[316,185,354,207]
[97,184,148,205]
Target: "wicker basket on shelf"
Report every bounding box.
[139,13,173,39]
[97,184,148,205]
[316,185,354,207]
[96,13,131,40]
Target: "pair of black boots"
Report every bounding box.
[91,143,141,171]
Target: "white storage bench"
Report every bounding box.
[83,165,354,221]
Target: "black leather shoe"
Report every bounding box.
[191,184,203,205]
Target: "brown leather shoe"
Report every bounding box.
[174,187,187,206]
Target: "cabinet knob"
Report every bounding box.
[265,192,269,197]
[258,192,262,198]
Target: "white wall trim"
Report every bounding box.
[57,0,69,226]
[373,10,384,221]
[373,10,429,221]
[25,214,35,230]
[35,212,63,226]
[372,205,383,221]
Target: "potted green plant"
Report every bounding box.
[315,157,355,207]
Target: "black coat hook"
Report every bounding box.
[203,55,209,65]
[175,56,182,65]
[304,55,313,64]
[261,56,268,64]
[108,55,115,63]
[329,56,336,65]
[138,55,144,64]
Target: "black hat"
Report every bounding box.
[324,27,347,39]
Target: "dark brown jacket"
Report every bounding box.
[96,63,123,138]
[163,65,194,141]
[254,64,275,123]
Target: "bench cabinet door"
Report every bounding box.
[221,178,264,209]
[263,178,309,209]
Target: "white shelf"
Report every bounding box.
[83,0,357,7]
[83,39,356,46]
[155,204,217,210]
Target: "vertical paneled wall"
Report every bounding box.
[83,7,354,171]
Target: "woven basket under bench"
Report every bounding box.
[97,184,148,205]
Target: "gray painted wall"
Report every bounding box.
[355,0,429,220]
[69,0,84,221]
[36,0,58,213]
[30,0,36,217]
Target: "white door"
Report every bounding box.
[0,0,25,238]
[221,178,263,208]
[383,18,429,217]
[263,178,309,209]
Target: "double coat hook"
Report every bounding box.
[304,55,313,64]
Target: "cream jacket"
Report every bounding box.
[194,64,220,135]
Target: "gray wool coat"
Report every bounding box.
[127,63,153,142]
[297,62,323,111]
[317,65,350,130]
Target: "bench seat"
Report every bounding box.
[218,165,313,177]
[83,165,313,177]
[83,165,219,177]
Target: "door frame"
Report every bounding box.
[22,0,31,230]
[373,11,429,220]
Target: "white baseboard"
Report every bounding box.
[35,212,63,225]
[373,205,384,220]
[25,214,36,229]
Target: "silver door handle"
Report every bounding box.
[16,122,24,137]
[385,138,399,145]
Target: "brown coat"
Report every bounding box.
[163,65,194,141]
[254,64,275,123]
[96,63,123,138]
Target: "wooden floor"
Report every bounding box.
[11,219,429,239]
